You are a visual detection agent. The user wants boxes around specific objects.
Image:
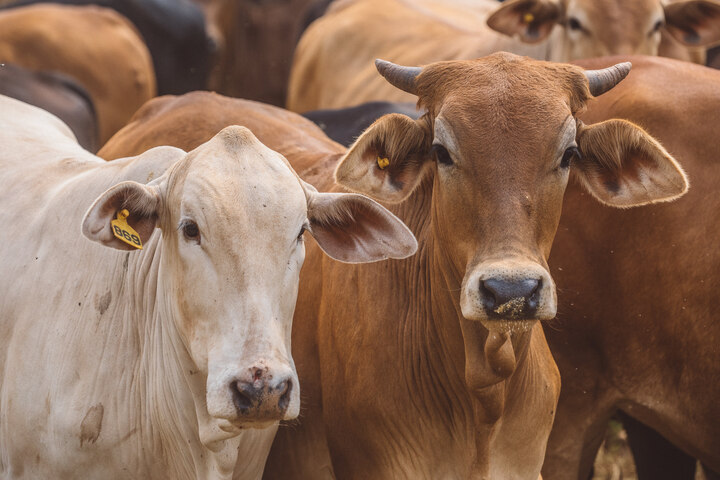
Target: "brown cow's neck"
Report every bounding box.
[389,176,536,425]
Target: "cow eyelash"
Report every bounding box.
[179,219,201,244]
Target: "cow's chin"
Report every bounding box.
[478,318,538,334]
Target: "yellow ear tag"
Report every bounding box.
[111,209,143,249]
[377,157,390,170]
[523,12,535,23]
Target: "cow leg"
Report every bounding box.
[619,411,696,480]
[542,390,617,480]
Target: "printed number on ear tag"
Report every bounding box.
[377,157,390,170]
[111,209,143,249]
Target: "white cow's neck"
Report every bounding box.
[126,233,243,480]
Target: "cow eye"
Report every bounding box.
[567,17,583,31]
[181,220,201,243]
[560,146,580,169]
[297,224,307,243]
[431,143,454,166]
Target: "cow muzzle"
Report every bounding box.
[460,259,556,330]
[207,362,300,427]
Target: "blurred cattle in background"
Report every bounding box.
[0,93,415,480]
[0,3,155,143]
[0,0,215,95]
[193,0,332,106]
[263,54,688,479]
[302,101,420,147]
[287,0,720,111]
[541,56,720,480]
[0,63,98,151]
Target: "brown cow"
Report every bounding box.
[0,3,155,142]
[195,0,331,106]
[287,0,720,111]
[540,55,720,480]
[262,53,687,479]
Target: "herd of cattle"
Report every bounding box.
[0,0,719,479]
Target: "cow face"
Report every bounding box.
[336,53,687,333]
[487,0,720,61]
[82,126,416,432]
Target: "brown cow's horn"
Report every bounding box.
[584,62,632,97]
[375,59,421,95]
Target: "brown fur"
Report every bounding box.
[540,55,720,479]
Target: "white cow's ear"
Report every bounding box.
[664,0,720,47]
[574,120,689,208]
[487,0,562,44]
[335,113,432,204]
[306,190,418,263]
[82,181,161,250]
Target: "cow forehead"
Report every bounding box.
[416,54,588,117]
[168,127,308,231]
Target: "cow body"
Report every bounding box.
[267,53,687,479]
[0,63,98,151]
[0,4,155,142]
[542,56,720,480]
[288,0,720,111]
[1,0,214,95]
[0,95,416,480]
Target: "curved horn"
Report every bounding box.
[375,59,421,95]
[584,62,632,97]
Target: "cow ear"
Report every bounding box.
[305,189,418,263]
[487,0,562,43]
[664,0,720,46]
[335,113,432,203]
[574,120,689,207]
[82,181,161,250]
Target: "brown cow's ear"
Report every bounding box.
[335,113,432,203]
[574,120,689,208]
[487,0,562,43]
[664,0,720,46]
[82,181,161,250]
[306,190,418,263]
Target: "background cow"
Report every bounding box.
[286,0,720,111]
[0,0,215,95]
[0,63,98,151]
[0,94,416,479]
[0,3,155,142]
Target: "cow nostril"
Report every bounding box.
[230,381,255,413]
[277,379,292,412]
[481,277,542,316]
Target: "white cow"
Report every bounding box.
[0,95,417,480]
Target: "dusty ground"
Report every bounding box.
[592,420,707,480]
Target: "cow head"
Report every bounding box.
[336,53,687,334]
[82,126,417,433]
[487,0,720,60]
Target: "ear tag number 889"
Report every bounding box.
[111,209,143,249]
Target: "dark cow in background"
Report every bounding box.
[0,63,98,151]
[195,0,332,106]
[1,0,214,95]
[302,101,420,147]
